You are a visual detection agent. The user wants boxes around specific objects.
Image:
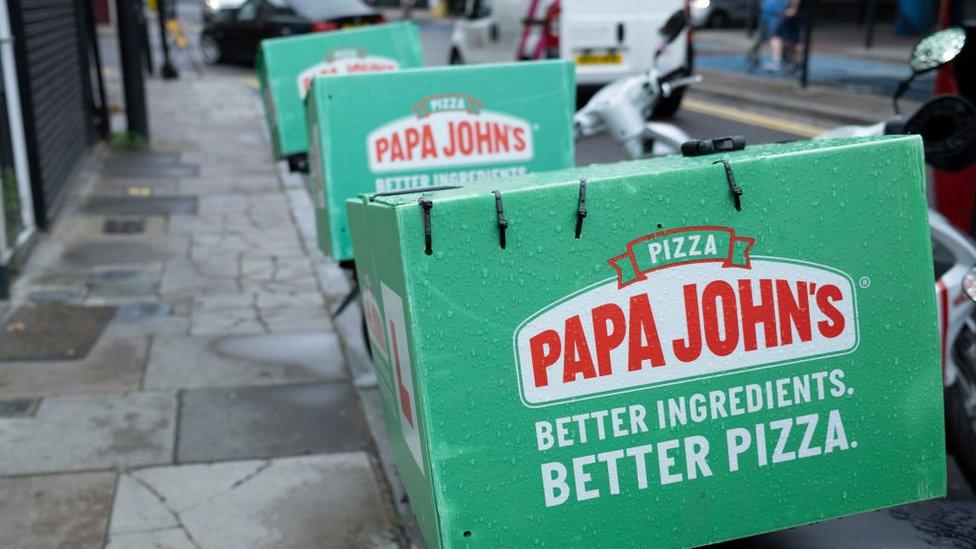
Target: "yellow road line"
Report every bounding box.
[683,98,827,138]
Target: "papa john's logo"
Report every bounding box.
[296,48,400,98]
[513,226,860,407]
[366,93,534,173]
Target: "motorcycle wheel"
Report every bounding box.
[946,377,976,490]
[652,86,685,118]
[200,33,222,65]
[361,311,372,360]
[448,48,463,65]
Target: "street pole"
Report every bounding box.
[799,0,816,88]
[746,0,757,38]
[116,0,149,139]
[156,0,179,79]
[864,0,877,49]
[138,5,154,75]
[81,0,110,138]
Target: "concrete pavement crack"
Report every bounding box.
[270,256,280,282]
[176,459,275,516]
[130,474,203,549]
[230,459,272,490]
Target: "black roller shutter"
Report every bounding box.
[9,0,96,229]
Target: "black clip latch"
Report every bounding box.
[493,190,508,249]
[419,197,433,255]
[713,159,743,211]
[575,179,587,239]
[681,135,746,157]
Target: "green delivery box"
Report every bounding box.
[307,60,575,260]
[256,22,423,160]
[347,136,945,548]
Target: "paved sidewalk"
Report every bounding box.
[0,66,402,547]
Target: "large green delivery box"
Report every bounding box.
[347,136,945,548]
[307,60,576,260]
[256,22,423,161]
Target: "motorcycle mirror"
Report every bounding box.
[894,28,967,114]
[904,95,976,173]
[658,9,687,45]
[910,27,967,74]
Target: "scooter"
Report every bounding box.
[573,9,701,159]
[817,27,976,491]
[579,20,976,489]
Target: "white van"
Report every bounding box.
[449,0,693,116]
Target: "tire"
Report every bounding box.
[361,310,373,360]
[947,378,976,491]
[652,85,685,118]
[200,33,222,65]
[707,10,730,28]
[448,47,463,65]
[575,84,600,110]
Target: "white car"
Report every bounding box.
[449,0,694,116]
[689,0,750,28]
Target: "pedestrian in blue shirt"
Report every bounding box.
[749,0,802,73]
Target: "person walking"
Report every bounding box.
[750,0,802,73]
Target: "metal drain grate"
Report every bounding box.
[84,196,198,215]
[103,218,146,234]
[0,398,40,418]
[0,304,117,360]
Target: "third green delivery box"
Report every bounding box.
[257,22,424,161]
[347,136,945,547]
[306,60,576,260]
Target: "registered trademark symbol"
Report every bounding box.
[859,277,871,288]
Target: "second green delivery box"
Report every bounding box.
[347,136,945,548]
[306,60,576,260]
[257,22,424,161]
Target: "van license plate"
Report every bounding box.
[575,52,623,65]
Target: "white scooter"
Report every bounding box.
[581,21,976,490]
[573,9,701,159]
[817,27,976,491]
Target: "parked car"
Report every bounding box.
[449,0,694,116]
[201,0,384,64]
[689,0,750,28]
[202,0,246,24]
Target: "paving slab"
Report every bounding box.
[0,471,116,549]
[103,162,199,179]
[160,258,241,296]
[106,151,182,166]
[58,215,168,239]
[261,305,333,333]
[107,453,398,549]
[96,177,182,197]
[145,331,345,390]
[177,382,367,463]
[189,305,265,336]
[86,264,164,299]
[0,391,176,475]
[83,196,199,216]
[104,301,190,338]
[61,237,189,266]
[168,210,295,236]
[0,303,117,360]
[0,337,148,399]
[190,233,305,260]
[196,193,291,216]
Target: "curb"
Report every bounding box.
[690,69,916,127]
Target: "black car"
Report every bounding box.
[201,0,384,64]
